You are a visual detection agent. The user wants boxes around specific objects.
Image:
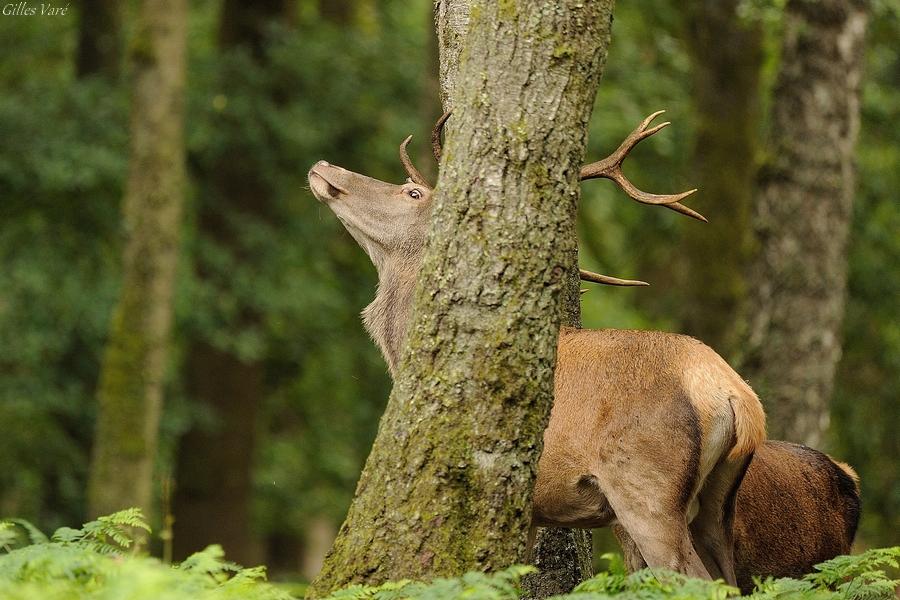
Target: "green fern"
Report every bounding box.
[0,510,293,600]
[321,565,537,599]
[804,547,900,590]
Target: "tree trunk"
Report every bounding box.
[172,0,294,564]
[172,344,264,564]
[308,1,613,596]
[87,0,187,521]
[743,0,868,447]
[76,0,122,79]
[680,0,762,358]
[436,1,594,596]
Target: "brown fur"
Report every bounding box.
[534,328,762,582]
[616,441,860,593]
[733,441,860,592]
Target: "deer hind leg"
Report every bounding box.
[592,391,712,578]
[613,524,647,572]
[600,483,709,578]
[688,453,750,586]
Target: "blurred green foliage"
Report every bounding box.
[830,5,900,545]
[0,0,896,573]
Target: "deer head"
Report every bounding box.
[307,161,432,273]
[308,111,702,374]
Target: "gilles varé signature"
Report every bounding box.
[3,2,69,16]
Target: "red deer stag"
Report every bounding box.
[307,112,857,587]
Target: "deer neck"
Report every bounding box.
[362,253,423,378]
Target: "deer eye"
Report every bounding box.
[407,189,422,199]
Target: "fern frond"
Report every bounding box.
[0,522,17,552]
[806,547,900,589]
[5,519,49,546]
[836,572,900,600]
[50,526,84,544]
[178,544,241,580]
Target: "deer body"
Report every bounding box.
[309,155,762,583]
[308,113,856,585]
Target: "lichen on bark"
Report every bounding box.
[308,1,613,596]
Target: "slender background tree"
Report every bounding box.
[87,0,188,521]
[680,0,762,359]
[172,0,296,565]
[743,0,869,447]
[75,0,122,79]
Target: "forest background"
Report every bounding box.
[0,0,896,582]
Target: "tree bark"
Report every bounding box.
[308,2,613,595]
[76,0,122,79]
[743,0,868,447]
[436,1,595,596]
[680,0,763,358]
[172,0,295,565]
[87,0,187,521]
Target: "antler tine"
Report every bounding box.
[580,268,649,287]
[431,111,452,162]
[399,135,431,187]
[580,110,706,223]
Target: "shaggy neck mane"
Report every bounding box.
[361,254,422,378]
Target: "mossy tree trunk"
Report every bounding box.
[76,0,122,79]
[436,2,595,597]
[680,0,762,358]
[172,0,295,566]
[87,0,187,521]
[308,1,613,595]
[743,0,868,447]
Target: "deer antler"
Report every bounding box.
[415,110,674,287]
[581,111,705,222]
[579,269,649,287]
[431,111,451,162]
[400,112,452,189]
[399,135,431,188]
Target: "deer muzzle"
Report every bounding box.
[308,161,350,200]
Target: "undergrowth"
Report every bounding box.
[1,511,897,599]
[324,549,899,600]
[0,509,292,600]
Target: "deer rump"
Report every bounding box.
[534,328,859,590]
[732,442,860,592]
[610,438,860,593]
[534,327,764,583]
